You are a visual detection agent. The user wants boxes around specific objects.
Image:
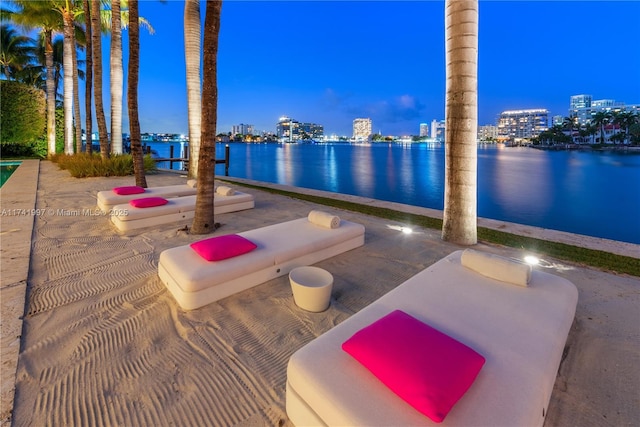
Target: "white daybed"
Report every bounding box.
[286,249,578,427]
[97,183,197,213]
[158,214,365,310]
[110,192,255,232]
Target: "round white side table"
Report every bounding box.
[289,266,334,312]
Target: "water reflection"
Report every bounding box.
[147,141,640,244]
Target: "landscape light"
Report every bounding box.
[524,255,540,266]
[401,227,413,234]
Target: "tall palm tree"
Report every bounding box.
[91,0,109,158]
[442,0,478,245]
[50,0,82,155]
[7,1,61,157]
[184,0,202,178]
[83,0,92,153]
[110,0,123,154]
[192,0,222,235]
[591,111,611,144]
[128,0,146,187]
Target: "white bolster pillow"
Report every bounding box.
[187,179,197,188]
[308,210,340,229]
[461,249,531,287]
[216,186,235,196]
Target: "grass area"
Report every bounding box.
[221,178,640,277]
[51,153,157,178]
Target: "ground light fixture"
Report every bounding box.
[524,255,540,266]
[386,224,414,234]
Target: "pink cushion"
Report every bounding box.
[342,310,485,423]
[113,186,145,195]
[129,197,168,208]
[190,234,258,262]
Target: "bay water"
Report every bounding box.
[147,141,640,245]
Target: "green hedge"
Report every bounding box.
[0,80,46,154]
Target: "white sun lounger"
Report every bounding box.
[109,192,255,232]
[286,249,578,427]
[158,216,365,310]
[97,183,197,213]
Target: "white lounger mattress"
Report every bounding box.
[286,250,578,427]
[97,184,197,212]
[110,192,255,232]
[158,217,365,310]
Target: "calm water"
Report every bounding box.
[148,142,640,244]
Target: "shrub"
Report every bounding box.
[51,153,157,178]
[0,80,46,143]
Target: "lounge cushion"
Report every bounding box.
[113,186,145,195]
[190,234,257,261]
[129,197,168,208]
[342,310,485,423]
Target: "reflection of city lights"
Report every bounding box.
[524,255,540,265]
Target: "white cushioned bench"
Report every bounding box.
[286,250,578,426]
[158,216,365,310]
[97,184,197,213]
[110,192,255,232]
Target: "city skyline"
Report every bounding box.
[75,1,640,136]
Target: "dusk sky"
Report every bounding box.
[90,1,640,136]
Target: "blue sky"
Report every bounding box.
[93,1,640,136]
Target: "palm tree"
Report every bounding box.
[612,110,637,145]
[50,0,82,155]
[591,111,611,144]
[128,0,146,187]
[91,0,109,158]
[442,0,478,245]
[83,0,92,153]
[0,24,34,80]
[562,115,577,144]
[192,0,222,235]
[7,1,61,157]
[110,0,123,154]
[184,0,202,178]
[103,1,154,155]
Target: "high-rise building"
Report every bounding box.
[431,119,445,141]
[419,123,429,137]
[231,123,254,136]
[352,118,372,141]
[276,116,323,141]
[497,109,548,140]
[478,125,498,141]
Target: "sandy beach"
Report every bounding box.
[2,160,639,426]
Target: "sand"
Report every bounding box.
[6,161,640,426]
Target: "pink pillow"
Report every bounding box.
[190,234,257,262]
[113,186,145,195]
[129,197,168,208]
[342,310,485,423]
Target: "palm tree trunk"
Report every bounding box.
[191,0,222,235]
[128,0,147,188]
[110,0,123,154]
[44,30,56,157]
[185,0,202,178]
[62,12,75,155]
[91,0,109,159]
[84,0,93,154]
[72,31,82,154]
[442,0,478,245]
